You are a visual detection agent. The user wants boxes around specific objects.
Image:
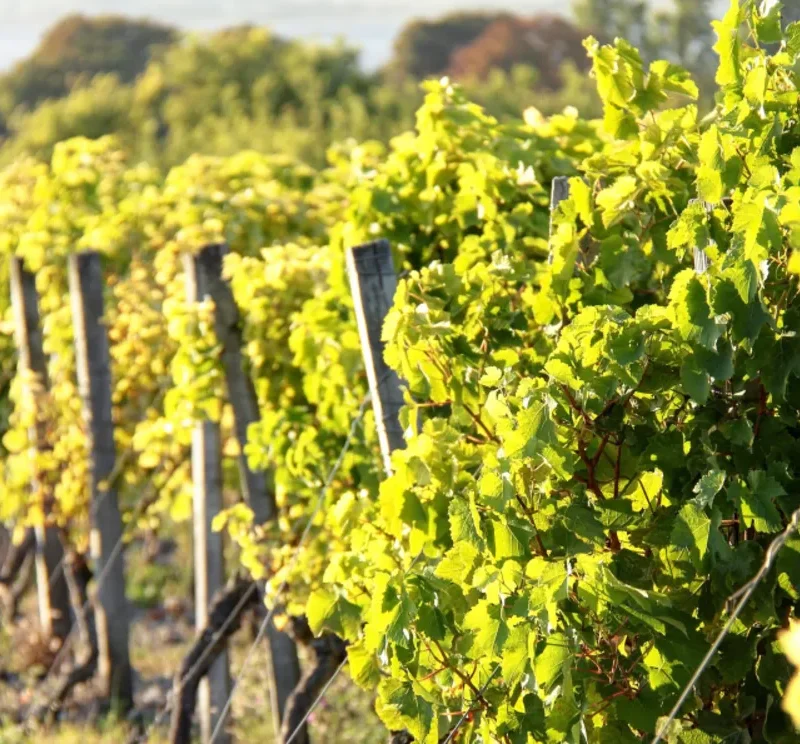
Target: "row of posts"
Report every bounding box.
[183,239,407,741]
[8,237,405,744]
[11,254,134,703]
[11,177,659,740]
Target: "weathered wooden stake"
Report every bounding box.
[548,175,571,264]
[9,257,71,641]
[191,245,278,523]
[689,199,711,275]
[68,251,132,709]
[345,239,406,475]
[549,175,594,270]
[183,252,231,744]
[346,240,415,742]
[191,244,302,741]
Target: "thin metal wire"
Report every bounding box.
[284,656,348,744]
[651,506,800,744]
[49,532,125,671]
[1,530,64,590]
[279,548,430,744]
[204,393,371,743]
[9,439,156,601]
[201,590,272,742]
[36,390,169,603]
[135,392,374,743]
[276,368,408,744]
[442,664,501,744]
[47,556,65,589]
[136,580,260,742]
[37,484,156,683]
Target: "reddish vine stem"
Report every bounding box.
[577,441,605,502]
[420,666,447,682]
[667,394,691,431]
[559,384,593,427]
[591,431,613,467]
[613,442,623,499]
[461,402,500,444]
[753,383,768,439]
[429,640,491,710]
[514,493,548,557]
[587,686,637,717]
[574,425,623,551]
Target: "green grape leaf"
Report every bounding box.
[463,599,510,659]
[693,470,726,509]
[671,503,713,571]
[487,516,531,560]
[754,0,783,44]
[597,177,639,226]
[534,631,571,692]
[449,496,484,549]
[435,541,479,584]
[501,624,534,689]
[734,471,785,534]
[347,642,382,689]
[681,355,711,403]
[307,588,362,639]
[713,0,744,87]
[376,679,437,744]
[670,269,725,349]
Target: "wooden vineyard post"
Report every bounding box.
[689,199,711,275]
[183,252,232,744]
[548,175,571,265]
[346,239,406,473]
[548,175,596,271]
[191,244,278,523]
[191,244,302,741]
[68,251,132,709]
[9,257,71,641]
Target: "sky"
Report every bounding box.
[0,0,725,72]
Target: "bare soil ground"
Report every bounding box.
[0,528,386,744]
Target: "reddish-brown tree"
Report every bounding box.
[447,15,591,90]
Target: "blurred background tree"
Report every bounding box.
[0,15,175,115]
[0,1,746,169]
[446,15,590,88]
[384,12,504,81]
[573,0,652,51]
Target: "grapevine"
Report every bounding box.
[0,3,799,742]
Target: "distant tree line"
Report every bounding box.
[0,1,757,168]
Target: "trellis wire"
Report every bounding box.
[202,392,371,743]
[38,466,171,686]
[651,506,800,744]
[7,454,120,619]
[138,390,373,742]
[442,664,501,744]
[279,654,501,744]
[19,389,171,687]
[136,580,260,741]
[280,550,426,744]
[284,656,348,744]
[20,386,371,741]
